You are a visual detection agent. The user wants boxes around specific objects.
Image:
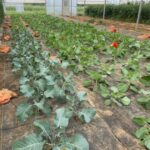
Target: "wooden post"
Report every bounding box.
[44,0,46,13]
[71,0,72,16]
[62,0,64,15]
[53,0,55,16]
[84,0,86,16]
[2,0,6,13]
[103,0,106,20]
[136,0,143,30]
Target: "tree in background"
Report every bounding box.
[0,0,4,24]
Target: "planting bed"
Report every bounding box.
[0,13,150,150]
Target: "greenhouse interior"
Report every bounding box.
[0,0,150,149]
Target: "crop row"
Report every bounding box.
[10,15,96,150]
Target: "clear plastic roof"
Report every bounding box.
[4,0,150,4]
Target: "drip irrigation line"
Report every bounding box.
[0,122,31,131]
[0,106,3,150]
[0,55,6,150]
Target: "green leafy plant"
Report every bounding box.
[99,82,130,106]
[133,116,150,150]
[137,96,150,110]
[146,64,150,73]
[121,52,142,82]
[13,120,89,150]
[140,75,150,87]
[0,0,4,24]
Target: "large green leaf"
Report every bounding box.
[20,84,35,97]
[12,134,45,150]
[104,99,112,106]
[45,75,55,85]
[120,96,131,106]
[54,107,73,128]
[38,64,49,76]
[110,86,119,93]
[140,76,150,86]
[77,91,87,102]
[145,101,150,109]
[88,71,102,81]
[83,80,92,88]
[130,84,139,93]
[19,76,29,85]
[146,64,150,72]
[117,83,129,93]
[53,134,89,150]
[133,116,148,126]
[68,134,89,150]
[78,108,96,123]
[137,97,150,105]
[137,97,150,109]
[44,85,66,102]
[34,79,46,91]
[54,88,66,103]
[61,61,69,69]
[135,127,149,139]
[144,136,150,150]
[99,83,110,98]
[16,102,33,122]
[52,147,61,150]
[34,120,51,138]
[34,100,51,116]
[121,67,128,76]
[139,89,150,95]
[44,86,55,98]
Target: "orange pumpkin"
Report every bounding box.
[33,31,40,37]
[0,89,17,105]
[137,34,150,40]
[108,26,117,32]
[3,35,11,41]
[0,45,10,53]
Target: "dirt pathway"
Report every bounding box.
[0,53,34,150]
